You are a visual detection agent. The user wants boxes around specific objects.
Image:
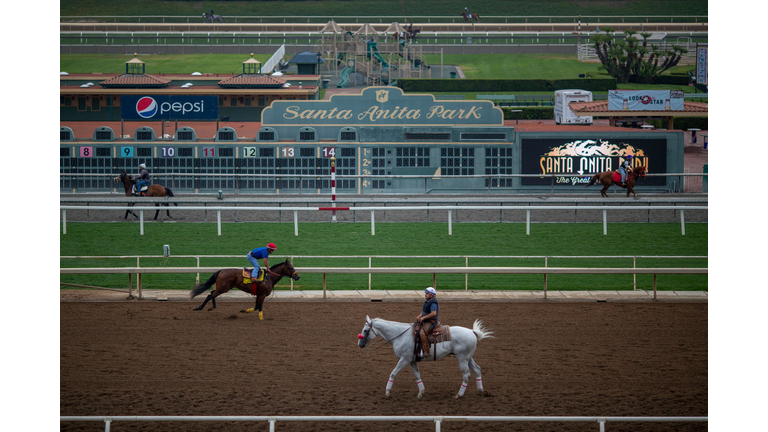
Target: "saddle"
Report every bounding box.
[612,170,632,184]
[131,184,149,196]
[242,268,265,284]
[413,323,451,361]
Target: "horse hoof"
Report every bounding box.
[482,390,490,397]
[417,394,423,399]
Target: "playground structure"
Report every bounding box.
[315,21,431,87]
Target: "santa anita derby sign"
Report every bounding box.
[261,87,504,126]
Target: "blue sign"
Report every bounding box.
[121,95,219,121]
[696,47,708,85]
[608,90,684,112]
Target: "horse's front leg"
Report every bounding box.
[386,358,412,398]
[242,293,267,320]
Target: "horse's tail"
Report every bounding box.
[190,270,221,299]
[585,174,599,188]
[472,319,494,341]
[164,187,178,206]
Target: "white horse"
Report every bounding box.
[202,12,224,23]
[357,315,494,399]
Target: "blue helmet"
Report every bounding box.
[625,155,633,159]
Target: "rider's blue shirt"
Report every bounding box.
[250,247,270,259]
[421,297,439,322]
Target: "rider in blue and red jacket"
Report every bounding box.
[247,243,276,280]
[619,155,633,185]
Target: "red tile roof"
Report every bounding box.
[569,100,708,114]
[217,74,286,88]
[99,74,171,87]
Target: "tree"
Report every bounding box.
[590,28,688,84]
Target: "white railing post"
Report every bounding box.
[526,209,531,235]
[294,210,299,236]
[371,210,375,236]
[602,209,607,235]
[448,210,452,235]
[62,210,67,234]
[368,257,372,290]
[680,209,686,235]
[633,256,637,290]
[465,256,468,291]
[139,210,144,235]
[217,210,221,236]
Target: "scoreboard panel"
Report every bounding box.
[60,141,520,193]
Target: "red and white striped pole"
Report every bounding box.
[330,157,337,223]
[578,15,581,46]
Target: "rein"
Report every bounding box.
[364,321,412,350]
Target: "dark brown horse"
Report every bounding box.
[190,259,300,320]
[114,171,177,220]
[460,11,481,22]
[393,27,421,43]
[586,165,647,198]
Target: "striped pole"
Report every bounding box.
[331,157,337,223]
[578,15,581,45]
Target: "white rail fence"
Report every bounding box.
[60,415,708,432]
[60,265,707,301]
[61,254,707,293]
[60,205,707,236]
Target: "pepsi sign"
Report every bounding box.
[121,95,218,120]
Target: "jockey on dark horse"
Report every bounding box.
[464,7,473,19]
[135,163,151,195]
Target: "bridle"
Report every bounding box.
[360,320,411,349]
[266,265,299,280]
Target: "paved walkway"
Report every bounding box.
[61,289,707,303]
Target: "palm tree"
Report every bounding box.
[590,29,688,84]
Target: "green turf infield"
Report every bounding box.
[60,222,707,292]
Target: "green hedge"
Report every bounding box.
[650,117,708,130]
[398,78,618,93]
[502,107,554,120]
[502,109,707,128]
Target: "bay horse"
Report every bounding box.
[114,171,177,220]
[190,259,300,320]
[460,11,481,23]
[358,315,494,399]
[586,165,647,198]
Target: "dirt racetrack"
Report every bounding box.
[61,301,707,431]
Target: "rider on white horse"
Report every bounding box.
[415,287,439,360]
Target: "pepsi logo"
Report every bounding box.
[136,97,158,118]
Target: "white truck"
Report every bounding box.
[554,89,593,125]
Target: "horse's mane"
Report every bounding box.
[372,317,414,329]
[269,261,288,270]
